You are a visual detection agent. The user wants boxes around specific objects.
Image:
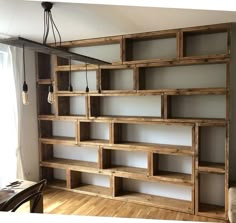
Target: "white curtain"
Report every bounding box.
[0,44,25,187]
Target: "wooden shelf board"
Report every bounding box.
[38,115,56,120]
[47,179,67,189]
[37,79,53,84]
[57,91,97,94]
[137,88,227,95]
[182,54,229,61]
[198,203,226,219]
[115,142,193,156]
[57,115,87,120]
[198,162,225,174]
[107,165,147,176]
[71,184,112,198]
[90,115,163,122]
[40,158,98,171]
[151,171,192,185]
[80,139,110,146]
[56,64,98,72]
[40,136,76,145]
[116,191,193,213]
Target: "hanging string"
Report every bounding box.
[85,63,89,93]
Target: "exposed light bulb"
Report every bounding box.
[47,84,54,104]
[22,81,29,105]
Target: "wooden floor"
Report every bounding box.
[20,188,223,222]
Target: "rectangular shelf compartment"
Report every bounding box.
[36,52,51,80]
[198,125,226,174]
[100,67,135,92]
[40,143,98,171]
[58,95,87,117]
[79,121,110,145]
[56,69,98,93]
[89,95,162,119]
[182,26,229,58]
[113,176,193,213]
[151,153,193,185]
[124,31,177,62]
[168,95,227,119]
[101,148,148,176]
[197,172,226,219]
[68,170,112,197]
[41,166,67,189]
[113,123,193,152]
[138,63,227,92]
[37,84,55,116]
[39,120,77,144]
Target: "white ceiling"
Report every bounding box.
[1,0,236,43]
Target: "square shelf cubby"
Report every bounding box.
[100,67,135,92]
[151,153,193,185]
[67,170,112,197]
[39,119,77,144]
[101,148,148,176]
[41,166,67,189]
[58,95,87,118]
[78,121,111,145]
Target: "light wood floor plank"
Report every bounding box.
[18,188,224,222]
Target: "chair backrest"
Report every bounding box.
[0,179,47,212]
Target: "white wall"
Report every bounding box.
[21,49,39,181]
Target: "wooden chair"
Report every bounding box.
[0,179,47,212]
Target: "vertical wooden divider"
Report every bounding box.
[77,121,81,143]
[147,152,153,177]
[225,122,230,218]
[191,126,196,212]
[85,95,89,119]
[162,95,171,119]
[176,31,182,59]
[133,66,138,91]
[75,120,79,144]
[52,55,59,116]
[112,176,122,197]
[67,169,81,189]
[96,67,101,92]
[121,35,125,63]
[226,62,230,121]
[195,124,200,214]
[98,146,103,169]
[110,122,114,145]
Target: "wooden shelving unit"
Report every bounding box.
[37,23,233,220]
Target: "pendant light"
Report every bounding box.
[22,45,29,105]
[47,83,54,104]
[85,63,89,93]
[68,57,73,91]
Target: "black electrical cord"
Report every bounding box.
[68,57,73,91]
[85,63,89,93]
[42,4,61,47]
[22,45,28,92]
